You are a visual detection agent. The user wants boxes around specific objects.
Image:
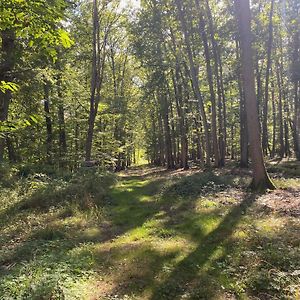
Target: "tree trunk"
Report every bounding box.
[0,29,15,162]
[195,0,220,167]
[57,71,67,158]
[236,39,249,167]
[204,0,226,165]
[6,136,17,162]
[85,0,106,162]
[43,82,53,161]
[171,69,189,169]
[271,79,276,158]
[276,61,285,158]
[175,0,211,167]
[160,91,174,169]
[262,0,275,155]
[85,0,98,162]
[292,22,300,160]
[235,0,276,191]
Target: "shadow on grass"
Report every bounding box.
[149,193,257,300]
[267,160,300,178]
[1,167,262,299]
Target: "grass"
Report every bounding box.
[0,163,299,299]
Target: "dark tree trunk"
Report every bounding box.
[236,39,249,167]
[0,30,15,162]
[271,79,276,158]
[235,0,275,190]
[204,0,226,165]
[291,22,300,160]
[175,0,211,167]
[57,72,67,158]
[6,136,17,163]
[43,82,53,161]
[160,92,174,169]
[85,0,106,162]
[195,0,220,167]
[172,68,189,169]
[169,28,189,169]
[276,61,285,158]
[158,107,165,166]
[262,0,275,155]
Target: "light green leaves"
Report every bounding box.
[0,115,41,137]
[58,29,74,48]
[0,81,19,93]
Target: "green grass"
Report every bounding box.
[0,165,299,299]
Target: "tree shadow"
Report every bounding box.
[1,167,261,299]
[267,160,300,178]
[150,193,257,300]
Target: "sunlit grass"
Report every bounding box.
[0,164,299,299]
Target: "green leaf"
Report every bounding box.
[58,29,73,48]
[0,81,19,93]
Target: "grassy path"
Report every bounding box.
[0,167,299,299]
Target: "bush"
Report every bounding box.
[19,169,116,211]
[18,163,73,179]
[0,163,18,187]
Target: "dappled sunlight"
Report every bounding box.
[0,165,299,299]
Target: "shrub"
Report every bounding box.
[19,169,116,211]
[0,163,18,187]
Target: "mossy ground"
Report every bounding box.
[0,162,299,299]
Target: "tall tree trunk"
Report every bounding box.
[160,91,174,169]
[291,21,300,160]
[43,82,53,161]
[262,0,275,155]
[85,0,106,162]
[271,79,276,158]
[235,0,275,190]
[276,61,285,158]
[85,0,99,162]
[195,0,220,167]
[172,67,189,169]
[293,83,300,159]
[284,120,290,157]
[57,71,67,158]
[175,0,211,167]
[204,0,226,165]
[6,136,17,162]
[0,30,15,162]
[158,109,165,166]
[236,39,249,167]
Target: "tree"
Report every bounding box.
[0,0,72,162]
[234,0,276,190]
[261,0,275,155]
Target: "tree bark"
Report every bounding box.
[43,82,53,161]
[262,0,275,155]
[85,0,106,162]
[234,0,275,190]
[195,0,220,167]
[175,0,211,167]
[0,30,15,162]
[204,0,226,165]
[291,20,300,160]
[237,39,249,167]
[276,61,285,158]
[57,70,67,158]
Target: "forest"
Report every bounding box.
[0,0,299,299]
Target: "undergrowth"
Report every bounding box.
[0,163,299,299]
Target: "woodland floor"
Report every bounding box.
[0,161,300,299]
